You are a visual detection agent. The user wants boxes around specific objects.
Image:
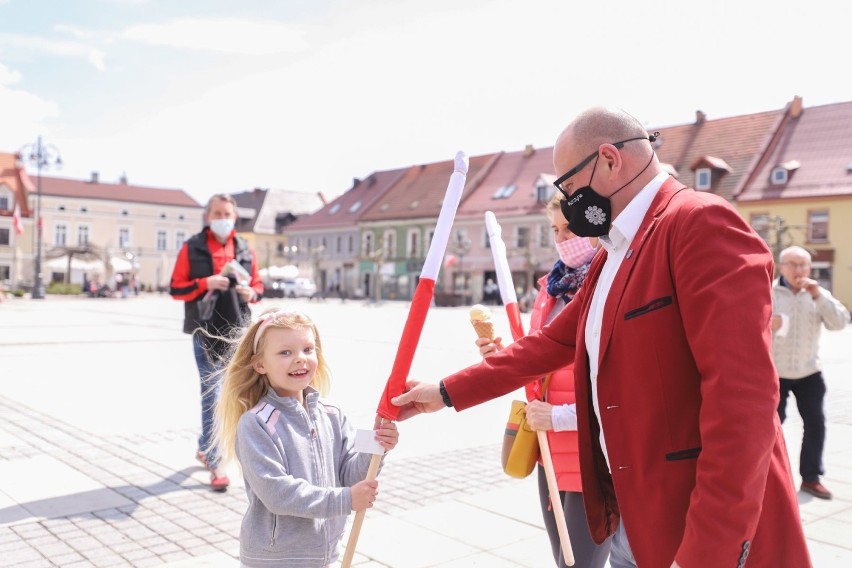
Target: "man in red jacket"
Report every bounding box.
[170,193,263,491]
[393,107,811,567]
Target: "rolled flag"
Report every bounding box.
[375,151,469,421]
[484,211,525,341]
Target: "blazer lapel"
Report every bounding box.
[597,178,687,366]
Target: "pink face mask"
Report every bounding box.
[555,236,596,268]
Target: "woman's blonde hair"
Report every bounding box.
[212,308,331,465]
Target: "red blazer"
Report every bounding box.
[444,178,811,568]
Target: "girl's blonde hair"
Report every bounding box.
[212,308,331,465]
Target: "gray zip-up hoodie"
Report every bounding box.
[235,387,376,567]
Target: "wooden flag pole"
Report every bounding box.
[340,452,383,568]
[537,431,575,565]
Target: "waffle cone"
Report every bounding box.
[472,320,495,340]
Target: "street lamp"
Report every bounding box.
[19,136,62,299]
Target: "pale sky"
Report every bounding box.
[0,0,847,206]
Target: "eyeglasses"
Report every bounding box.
[782,262,811,270]
[552,133,658,198]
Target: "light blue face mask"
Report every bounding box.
[209,218,235,240]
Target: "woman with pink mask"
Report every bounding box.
[477,193,610,567]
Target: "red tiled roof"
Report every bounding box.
[286,167,410,231]
[651,109,783,201]
[359,153,502,222]
[36,175,200,207]
[456,146,555,220]
[736,101,852,201]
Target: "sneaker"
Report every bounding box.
[210,468,230,492]
[801,481,832,500]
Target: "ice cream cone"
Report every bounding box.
[469,304,495,340]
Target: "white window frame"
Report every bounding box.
[54,224,67,246]
[406,228,419,257]
[118,227,131,248]
[175,231,186,250]
[516,226,530,249]
[771,167,788,185]
[156,229,168,251]
[807,211,829,243]
[695,168,712,190]
[383,229,396,258]
[76,224,91,246]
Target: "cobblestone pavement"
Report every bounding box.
[1,296,851,567]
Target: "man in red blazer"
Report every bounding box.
[393,107,811,567]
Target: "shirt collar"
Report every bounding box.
[600,171,669,253]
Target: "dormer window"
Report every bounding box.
[696,168,711,190]
[770,167,788,185]
[770,160,799,186]
[492,184,516,199]
[349,201,362,213]
[329,203,341,214]
[690,156,731,192]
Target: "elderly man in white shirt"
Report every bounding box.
[772,245,850,500]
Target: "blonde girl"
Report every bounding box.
[214,309,398,568]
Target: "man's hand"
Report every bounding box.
[524,400,554,431]
[391,381,445,420]
[800,277,820,299]
[206,274,230,291]
[476,336,503,358]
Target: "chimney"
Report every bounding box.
[119,172,128,185]
[695,110,706,124]
[790,95,803,118]
[523,144,535,157]
[90,171,99,183]
[317,191,328,205]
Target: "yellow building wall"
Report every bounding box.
[736,197,852,310]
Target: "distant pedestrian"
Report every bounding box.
[772,245,849,500]
[169,193,264,491]
[213,309,399,567]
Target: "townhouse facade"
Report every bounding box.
[0,153,202,293]
[734,99,852,308]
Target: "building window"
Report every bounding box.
[121,210,129,216]
[695,168,711,190]
[0,264,9,281]
[156,230,168,251]
[483,228,491,249]
[77,225,90,246]
[176,231,186,250]
[54,224,67,246]
[362,233,373,256]
[750,213,770,243]
[536,182,552,203]
[119,227,130,248]
[407,228,419,257]
[808,211,828,243]
[383,230,395,258]
[0,228,9,246]
[492,184,517,199]
[516,226,530,248]
[0,196,8,210]
[426,230,434,253]
[770,167,788,185]
[539,224,550,247]
[348,235,354,254]
[336,236,342,254]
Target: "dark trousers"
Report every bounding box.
[777,371,826,482]
[537,466,611,568]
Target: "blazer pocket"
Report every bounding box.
[666,447,701,461]
[624,296,673,320]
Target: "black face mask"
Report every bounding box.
[560,149,655,238]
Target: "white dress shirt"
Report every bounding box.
[584,171,669,470]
